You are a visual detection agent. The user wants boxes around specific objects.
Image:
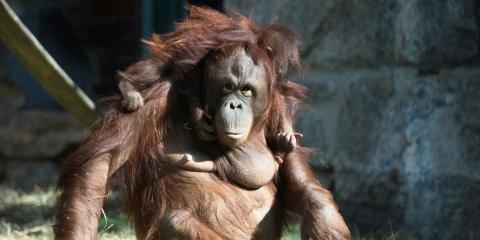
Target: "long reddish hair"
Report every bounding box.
[58,6,308,234]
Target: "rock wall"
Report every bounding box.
[0,81,87,189]
[225,0,480,239]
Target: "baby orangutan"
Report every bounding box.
[118,24,304,188]
[118,63,302,189]
[118,61,301,189]
[119,72,300,151]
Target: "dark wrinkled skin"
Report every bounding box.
[204,47,277,188]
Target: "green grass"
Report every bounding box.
[0,186,134,240]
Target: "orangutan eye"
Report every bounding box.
[241,86,253,97]
[224,83,234,92]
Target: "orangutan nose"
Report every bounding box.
[229,101,243,110]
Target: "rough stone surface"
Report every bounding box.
[2,161,59,190]
[0,110,88,160]
[0,82,25,125]
[395,0,479,67]
[335,68,480,239]
[225,1,480,239]
[0,82,88,188]
[226,0,479,69]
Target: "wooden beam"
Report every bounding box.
[0,0,97,127]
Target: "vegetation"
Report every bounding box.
[0,186,134,240]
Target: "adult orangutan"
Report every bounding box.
[54,6,350,240]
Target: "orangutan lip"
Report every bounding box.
[226,132,242,136]
[224,130,244,138]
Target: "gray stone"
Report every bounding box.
[227,0,398,69]
[225,0,480,69]
[2,160,58,190]
[294,0,398,69]
[0,110,88,160]
[0,82,84,187]
[293,71,349,166]
[0,82,25,125]
[395,0,479,68]
[224,0,277,25]
[335,68,480,239]
[296,107,327,160]
[297,75,337,104]
[295,107,333,186]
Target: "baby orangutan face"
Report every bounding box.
[203,45,270,148]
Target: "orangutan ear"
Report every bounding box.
[258,24,302,79]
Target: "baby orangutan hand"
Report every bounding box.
[277,129,303,153]
[163,153,216,172]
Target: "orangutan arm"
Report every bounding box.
[280,149,351,240]
[54,153,113,240]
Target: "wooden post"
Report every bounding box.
[0,0,97,127]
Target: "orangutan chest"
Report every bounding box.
[220,144,278,189]
[170,171,278,239]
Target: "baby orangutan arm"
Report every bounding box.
[269,92,303,154]
[276,117,303,153]
[118,58,163,111]
[119,84,216,142]
[162,153,216,172]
